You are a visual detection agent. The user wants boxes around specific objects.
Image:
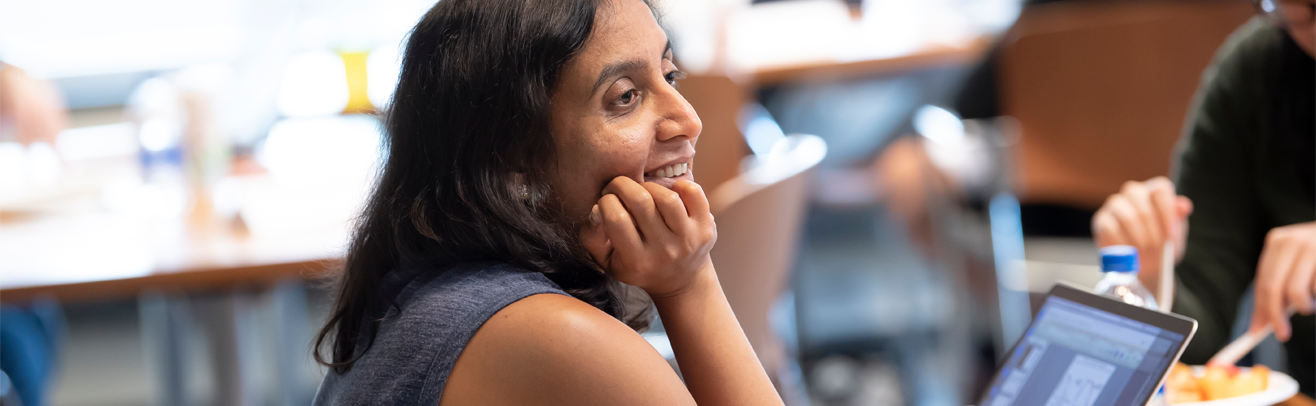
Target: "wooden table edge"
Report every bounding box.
[1,258,340,304]
[749,37,992,86]
[1279,393,1316,406]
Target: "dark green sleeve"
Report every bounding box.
[1170,19,1275,363]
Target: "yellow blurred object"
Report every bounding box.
[1166,362,1270,403]
[1167,363,1204,403]
[1200,364,1269,401]
[339,50,374,114]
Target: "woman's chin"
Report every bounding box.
[642,171,694,190]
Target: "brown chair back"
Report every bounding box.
[708,135,825,377]
[680,74,752,194]
[1000,0,1252,208]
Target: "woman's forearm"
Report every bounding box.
[652,265,785,406]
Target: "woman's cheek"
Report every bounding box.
[592,132,649,180]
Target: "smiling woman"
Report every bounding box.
[310,0,783,405]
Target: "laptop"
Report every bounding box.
[978,283,1198,406]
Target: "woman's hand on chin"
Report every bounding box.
[580,176,717,298]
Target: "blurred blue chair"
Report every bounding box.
[1,298,65,406]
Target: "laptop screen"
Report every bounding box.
[980,296,1187,406]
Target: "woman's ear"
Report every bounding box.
[510,172,529,201]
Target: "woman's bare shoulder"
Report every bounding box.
[438,293,694,406]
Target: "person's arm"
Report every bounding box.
[1249,222,1316,342]
[441,177,781,406]
[439,293,696,406]
[439,267,780,406]
[1092,19,1276,363]
[0,62,67,145]
[651,266,779,405]
[582,176,784,406]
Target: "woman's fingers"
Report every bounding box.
[1106,194,1152,249]
[1254,231,1299,341]
[603,177,664,240]
[673,180,711,222]
[1145,177,1182,243]
[580,204,614,267]
[1093,178,1193,256]
[598,193,644,258]
[1093,210,1131,248]
[641,182,690,235]
[1176,196,1194,218]
[1121,181,1165,248]
[1286,248,1316,315]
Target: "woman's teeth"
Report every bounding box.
[651,163,688,178]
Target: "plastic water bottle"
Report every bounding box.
[1095,245,1159,310]
[1096,245,1166,406]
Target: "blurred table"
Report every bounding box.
[1,115,378,405]
[2,115,378,302]
[1281,394,1316,406]
[0,208,344,303]
[0,165,352,406]
[712,0,993,87]
[749,37,990,86]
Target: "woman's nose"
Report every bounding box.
[655,85,702,142]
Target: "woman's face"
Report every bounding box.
[547,0,702,222]
[1279,0,1315,57]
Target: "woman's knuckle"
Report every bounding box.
[1149,176,1171,189]
[661,192,681,207]
[1287,283,1306,298]
[1266,228,1284,243]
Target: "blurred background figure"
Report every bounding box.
[1,61,70,406]
[1,62,68,145]
[0,62,69,201]
[1090,0,1315,397]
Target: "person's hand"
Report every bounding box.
[579,176,717,299]
[1092,177,1194,291]
[1249,221,1316,342]
[0,64,67,145]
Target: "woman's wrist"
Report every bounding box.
[649,261,719,307]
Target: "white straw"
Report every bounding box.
[1208,325,1273,366]
[1208,305,1307,366]
[1159,242,1174,313]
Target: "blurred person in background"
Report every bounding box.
[312,0,784,404]
[0,62,67,146]
[1091,0,1315,396]
[0,62,68,406]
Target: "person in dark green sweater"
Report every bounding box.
[1090,1,1315,397]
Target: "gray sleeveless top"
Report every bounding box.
[313,262,568,405]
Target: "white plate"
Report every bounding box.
[1172,367,1300,406]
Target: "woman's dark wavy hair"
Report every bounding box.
[314,0,655,373]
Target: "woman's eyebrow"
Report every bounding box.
[589,40,674,95]
[591,60,645,94]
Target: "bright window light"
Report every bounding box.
[276,51,350,118]
[914,105,964,145]
[367,44,403,109]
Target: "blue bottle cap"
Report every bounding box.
[1100,245,1139,273]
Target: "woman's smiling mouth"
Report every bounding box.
[642,160,693,189]
[646,163,688,178]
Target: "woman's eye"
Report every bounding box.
[664,70,685,86]
[618,89,636,105]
